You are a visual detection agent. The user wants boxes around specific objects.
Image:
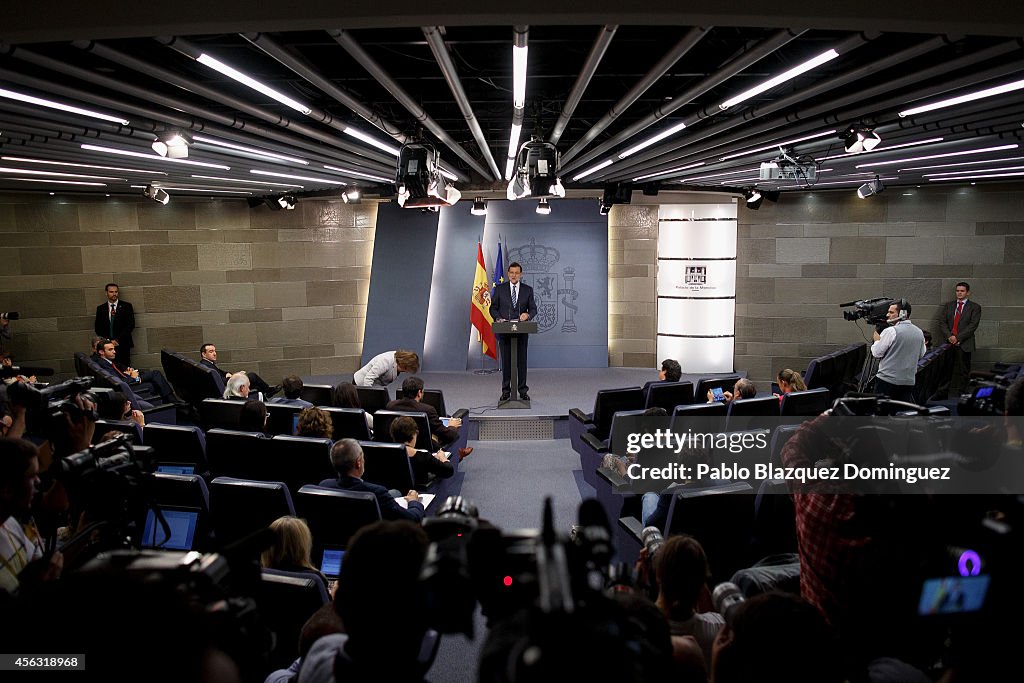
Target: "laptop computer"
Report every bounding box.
[320,546,345,579]
[141,506,201,551]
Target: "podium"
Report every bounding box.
[493,320,538,409]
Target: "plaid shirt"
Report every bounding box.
[781,415,872,624]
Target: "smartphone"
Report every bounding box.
[918,575,989,615]
[712,387,725,402]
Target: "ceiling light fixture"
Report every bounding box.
[536,197,551,215]
[342,126,401,156]
[10,178,106,186]
[899,78,1024,118]
[855,144,1019,168]
[617,121,688,159]
[80,144,230,169]
[507,139,565,201]
[744,188,764,209]
[0,166,122,181]
[572,159,614,182]
[0,86,130,125]
[927,170,1024,182]
[143,184,170,204]
[924,165,1024,177]
[196,53,312,115]
[342,187,361,204]
[395,143,461,209]
[322,165,393,183]
[513,45,529,108]
[819,137,944,161]
[131,184,258,194]
[276,194,297,210]
[191,175,301,188]
[632,162,706,183]
[719,48,840,110]
[719,130,838,161]
[1,156,166,175]
[504,123,523,181]
[192,135,308,165]
[841,124,881,154]
[856,176,885,199]
[471,198,487,216]
[151,131,192,159]
[898,156,1024,173]
[250,169,344,184]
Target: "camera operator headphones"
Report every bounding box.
[894,298,910,321]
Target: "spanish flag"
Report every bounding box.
[471,242,498,359]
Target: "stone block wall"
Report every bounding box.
[607,204,658,368]
[0,194,375,381]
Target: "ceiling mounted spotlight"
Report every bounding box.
[536,197,551,215]
[508,138,565,201]
[857,176,885,199]
[842,124,881,154]
[599,181,632,214]
[277,194,297,210]
[342,187,361,204]
[471,197,487,216]
[396,143,461,209]
[744,188,764,210]
[151,131,193,159]
[143,184,169,205]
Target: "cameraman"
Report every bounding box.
[870,300,926,402]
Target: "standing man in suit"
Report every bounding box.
[94,283,134,368]
[489,261,538,401]
[939,282,982,397]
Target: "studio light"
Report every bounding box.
[471,198,487,216]
[342,187,361,204]
[842,124,881,154]
[143,184,170,205]
[395,143,461,209]
[856,176,885,199]
[507,139,565,201]
[744,188,764,209]
[277,194,297,210]
[151,131,192,159]
[536,198,551,215]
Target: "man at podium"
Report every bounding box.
[489,262,537,401]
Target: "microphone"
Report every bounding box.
[0,365,55,378]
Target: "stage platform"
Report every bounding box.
[306,368,746,439]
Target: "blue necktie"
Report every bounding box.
[511,285,518,315]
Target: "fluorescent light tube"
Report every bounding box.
[192,135,308,164]
[1,156,165,174]
[572,159,614,182]
[618,121,688,159]
[719,130,837,161]
[0,87,129,125]
[899,156,1024,173]
[720,49,839,110]
[819,137,943,161]
[0,166,121,181]
[342,127,401,156]
[632,162,706,182]
[927,170,1024,182]
[513,45,528,108]
[322,165,393,183]
[924,165,1024,177]
[80,144,230,169]
[9,178,106,186]
[197,53,312,115]
[250,169,343,184]
[855,144,1019,168]
[191,175,302,188]
[899,79,1024,118]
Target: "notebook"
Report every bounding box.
[141,506,200,551]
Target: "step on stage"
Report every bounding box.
[307,368,745,441]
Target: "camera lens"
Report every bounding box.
[712,581,746,623]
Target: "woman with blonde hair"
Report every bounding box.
[774,368,807,403]
[261,516,326,584]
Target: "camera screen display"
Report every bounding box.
[321,548,345,577]
[918,575,990,615]
[975,386,994,399]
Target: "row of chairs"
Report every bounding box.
[73,352,177,424]
[803,342,867,398]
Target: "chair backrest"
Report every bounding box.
[151,472,211,513]
[769,424,801,467]
[160,349,225,405]
[209,476,296,546]
[266,402,303,435]
[360,441,416,492]
[269,436,335,495]
[727,396,781,418]
[606,410,649,447]
[671,402,727,419]
[144,423,208,473]
[356,386,390,415]
[300,383,335,407]
[645,381,695,412]
[421,389,447,417]
[694,376,741,404]
[374,409,432,451]
[205,428,270,480]
[73,351,89,378]
[256,569,329,671]
[780,388,832,417]
[322,407,371,441]
[664,481,755,584]
[296,485,382,555]
[591,387,646,441]
[200,398,245,431]
[93,419,143,444]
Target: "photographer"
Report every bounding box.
[870,300,926,402]
[654,535,724,665]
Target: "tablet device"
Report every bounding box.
[712,387,725,402]
[320,547,345,578]
[440,417,450,427]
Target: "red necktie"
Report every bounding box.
[952,301,964,336]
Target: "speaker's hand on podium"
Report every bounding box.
[518,313,530,321]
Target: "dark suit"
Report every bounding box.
[489,280,538,396]
[95,300,135,367]
[938,298,982,395]
[200,357,272,396]
[317,474,425,522]
[99,357,175,403]
[387,397,458,446]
